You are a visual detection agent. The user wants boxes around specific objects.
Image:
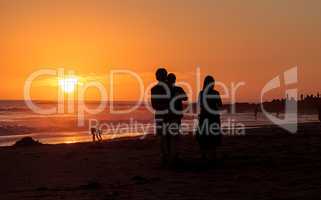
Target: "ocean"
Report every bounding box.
[0,100,318,146]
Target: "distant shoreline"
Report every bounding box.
[1,122,320,148]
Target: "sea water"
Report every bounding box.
[0,100,318,146]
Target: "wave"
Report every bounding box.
[0,125,35,135]
[0,107,29,112]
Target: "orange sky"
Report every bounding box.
[1,0,321,102]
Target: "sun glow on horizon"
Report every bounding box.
[59,77,78,93]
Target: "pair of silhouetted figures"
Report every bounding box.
[91,128,103,142]
[151,68,222,165]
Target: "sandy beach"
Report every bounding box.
[0,122,320,200]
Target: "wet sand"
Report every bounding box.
[0,122,320,200]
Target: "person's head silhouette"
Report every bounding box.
[203,75,215,90]
[155,68,167,82]
[167,73,176,86]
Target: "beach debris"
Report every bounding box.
[13,137,42,147]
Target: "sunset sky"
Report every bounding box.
[1,0,321,102]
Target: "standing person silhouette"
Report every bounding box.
[91,128,97,142]
[196,75,222,161]
[167,73,188,163]
[151,68,171,165]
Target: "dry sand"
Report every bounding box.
[0,122,320,200]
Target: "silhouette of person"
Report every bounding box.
[151,68,171,164]
[91,127,103,142]
[167,73,188,162]
[91,128,97,142]
[196,75,222,161]
[97,129,103,141]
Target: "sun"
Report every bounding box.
[59,77,78,93]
